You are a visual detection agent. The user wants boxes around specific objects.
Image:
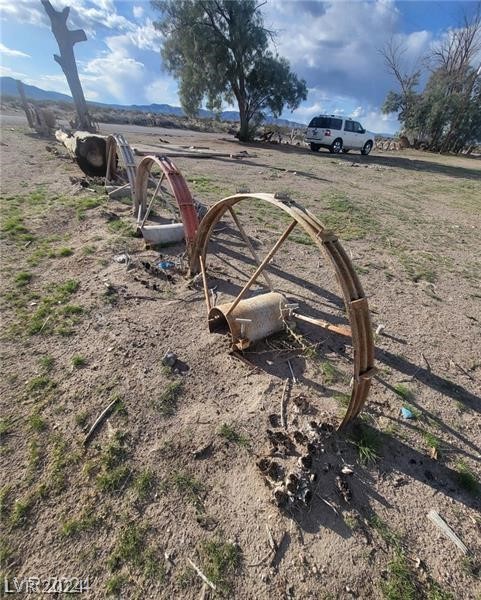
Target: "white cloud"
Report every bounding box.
[263,0,430,133]
[126,19,163,52]
[0,0,47,27]
[133,5,144,19]
[0,42,30,58]
[80,34,145,103]
[0,65,28,79]
[145,77,179,105]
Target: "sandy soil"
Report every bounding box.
[1,116,480,600]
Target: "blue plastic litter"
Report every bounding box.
[157,260,175,270]
[401,407,414,419]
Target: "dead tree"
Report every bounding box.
[41,0,93,131]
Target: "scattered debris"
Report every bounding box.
[335,475,352,502]
[158,260,175,270]
[280,379,289,430]
[83,395,121,447]
[142,260,174,282]
[375,324,385,335]
[187,558,217,591]
[113,253,130,265]
[427,510,469,555]
[401,407,415,419]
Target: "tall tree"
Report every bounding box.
[152,0,307,141]
[381,5,481,153]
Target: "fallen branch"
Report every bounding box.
[83,396,121,447]
[187,558,217,591]
[421,352,431,372]
[315,493,340,516]
[450,360,474,381]
[266,524,278,551]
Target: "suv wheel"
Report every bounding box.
[361,141,373,155]
[329,138,343,154]
[310,142,320,152]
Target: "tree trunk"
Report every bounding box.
[237,101,251,142]
[41,0,94,132]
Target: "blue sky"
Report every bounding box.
[0,0,478,133]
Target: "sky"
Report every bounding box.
[0,0,478,133]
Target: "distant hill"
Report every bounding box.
[0,76,72,103]
[0,76,305,128]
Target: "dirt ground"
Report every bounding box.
[1,115,480,600]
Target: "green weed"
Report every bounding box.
[10,495,35,528]
[218,423,249,447]
[61,508,100,537]
[108,522,164,581]
[97,466,131,493]
[133,469,157,500]
[71,354,87,368]
[352,425,381,464]
[96,432,131,493]
[199,538,241,593]
[26,375,56,395]
[14,271,32,287]
[423,432,442,454]
[456,461,479,495]
[0,418,12,436]
[393,384,413,401]
[75,411,89,429]
[0,486,12,520]
[320,360,340,385]
[381,551,418,600]
[28,413,47,432]
[105,574,128,596]
[156,380,183,416]
[38,355,54,372]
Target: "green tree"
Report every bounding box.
[381,6,481,153]
[152,0,307,141]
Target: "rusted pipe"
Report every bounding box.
[209,292,287,350]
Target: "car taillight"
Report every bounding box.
[325,129,331,137]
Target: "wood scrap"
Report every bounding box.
[83,396,121,446]
[427,510,469,555]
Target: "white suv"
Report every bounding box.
[305,115,375,155]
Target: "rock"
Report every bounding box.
[162,351,177,368]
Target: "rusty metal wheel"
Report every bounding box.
[134,155,199,253]
[105,133,136,196]
[190,192,375,428]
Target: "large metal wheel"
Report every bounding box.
[135,155,200,252]
[105,133,136,197]
[190,193,375,428]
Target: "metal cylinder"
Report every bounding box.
[208,292,287,349]
[140,223,185,245]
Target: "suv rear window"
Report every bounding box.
[308,117,342,130]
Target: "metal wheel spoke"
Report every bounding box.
[139,173,165,227]
[228,207,273,290]
[225,220,297,317]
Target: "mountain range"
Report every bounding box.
[0,76,305,128]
